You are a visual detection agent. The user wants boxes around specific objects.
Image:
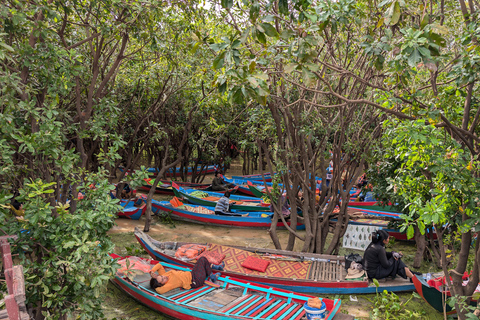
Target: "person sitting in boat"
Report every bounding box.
[364,230,420,281]
[211,171,234,191]
[213,192,243,216]
[149,257,223,294]
[270,193,290,219]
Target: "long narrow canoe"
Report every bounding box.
[232,172,274,182]
[148,165,217,176]
[135,228,416,294]
[120,165,217,177]
[172,186,271,212]
[139,179,234,195]
[150,200,304,229]
[110,252,342,320]
[118,199,146,220]
[412,274,479,314]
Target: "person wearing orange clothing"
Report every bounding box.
[149,257,223,294]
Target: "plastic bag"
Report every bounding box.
[345,253,363,270]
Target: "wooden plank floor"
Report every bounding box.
[308,261,345,281]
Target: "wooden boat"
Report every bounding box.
[150,200,304,229]
[149,165,217,177]
[120,165,217,177]
[221,176,272,197]
[139,179,235,195]
[110,253,342,320]
[412,274,479,314]
[118,199,146,220]
[232,172,274,182]
[172,185,271,212]
[135,228,416,294]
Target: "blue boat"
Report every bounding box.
[150,200,304,229]
[110,253,342,320]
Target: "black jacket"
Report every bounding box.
[363,242,393,278]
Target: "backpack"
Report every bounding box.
[345,253,363,271]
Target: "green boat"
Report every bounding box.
[172,186,271,212]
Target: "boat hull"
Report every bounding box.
[135,229,416,294]
[150,200,303,229]
[111,253,341,320]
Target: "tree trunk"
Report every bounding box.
[413,225,426,268]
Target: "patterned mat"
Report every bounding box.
[353,219,390,226]
[199,244,313,280]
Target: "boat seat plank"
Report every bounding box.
[249,299,275,317]
[253,299,283,319]
[292,308,306,320]
[227,294,258,314]
[308,261,317,280]
[168,286,208,301]
[217,294,253,313]
[281,304,302,319]
[222,294,253,313]
[233,295,264,315]
[240,297,267,316]
[263,301,290,319]
[271,302,295,319]
[178,286,215,304]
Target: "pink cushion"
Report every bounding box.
[197,250,226,265]
[241,256,271,272]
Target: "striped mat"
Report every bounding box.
[200,244,313,280]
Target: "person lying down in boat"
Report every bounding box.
[149,257,224,294]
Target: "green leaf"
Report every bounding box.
[278,0,288,15]
[407,49,422,67]
[280,29,295,40]
[390,1,401,25]
[305,63,319,72]
[213,52,226,70]
[420,13,429,29]
[406,225,414,239]
[0,42,14,52]
[261,23,278,37]
[284,63,298,73]
[256,30,266,44]
[247,76,259,88]
[249,61,256,73]
[221,0,233,9]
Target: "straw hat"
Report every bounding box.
[345,262,365,279]
[345,268,365,279]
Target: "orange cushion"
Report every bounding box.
[170,197,184,207]
[197,250,226,265]
[241,256,271,272]
[175,244,206,260]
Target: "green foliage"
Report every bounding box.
[380,120,480,237]
[367,290,426,319]
[0,176,121,319]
